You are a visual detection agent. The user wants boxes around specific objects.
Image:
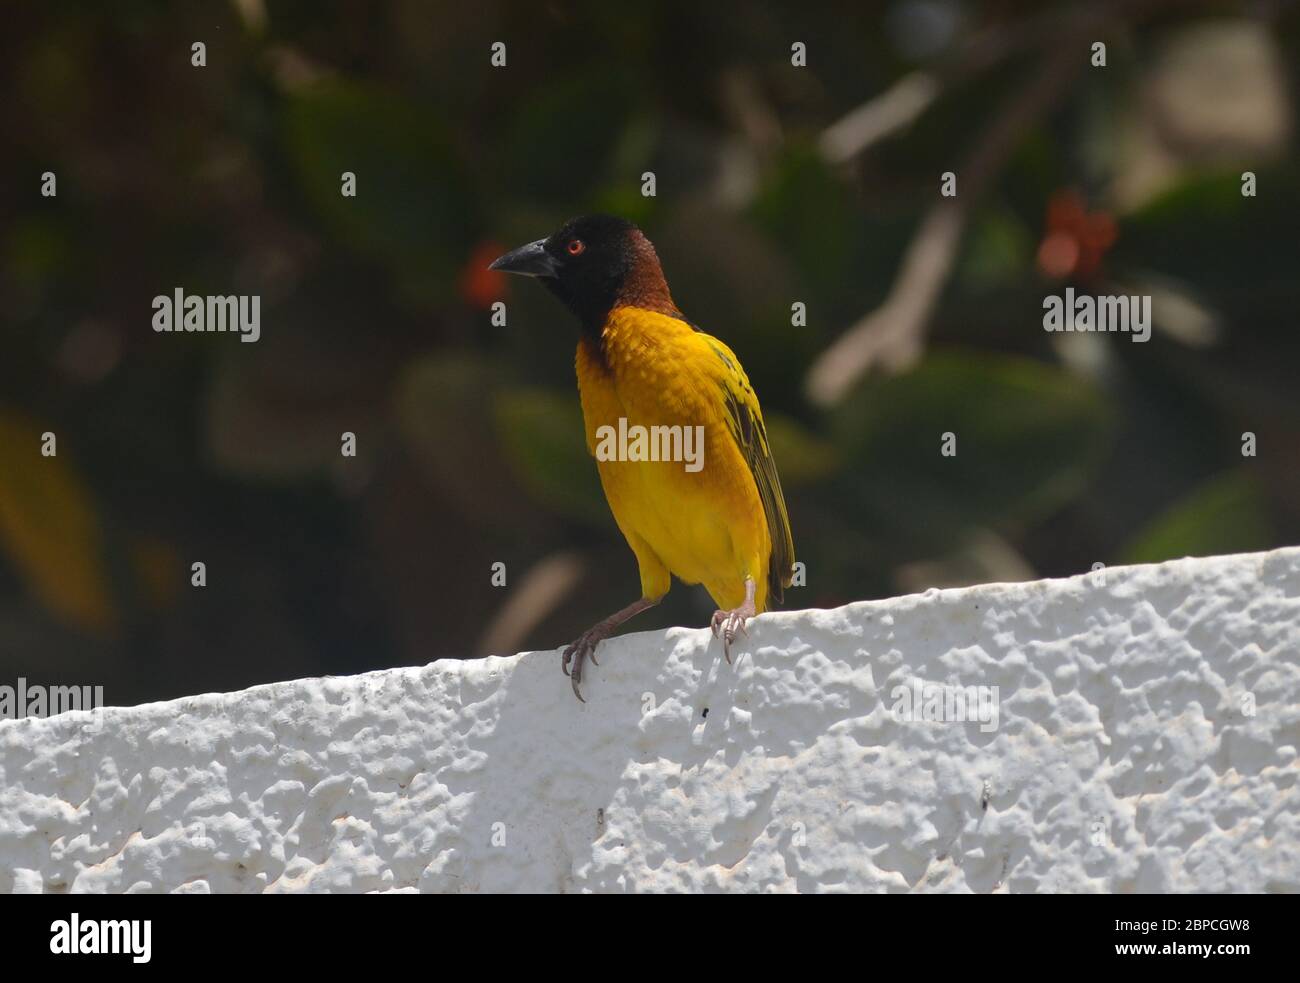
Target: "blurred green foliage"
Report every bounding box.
[829,353,1114,554]
[1,0,1296,705]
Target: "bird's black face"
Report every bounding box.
[489,214,639,333]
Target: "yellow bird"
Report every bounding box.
[490,215,795,700]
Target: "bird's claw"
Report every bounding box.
[561,625,611,702]
[710,607,751,664]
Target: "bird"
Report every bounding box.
[489,215,795,701]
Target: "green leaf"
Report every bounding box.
[1121,471,1272,565]
[498,71,639,202]
[750,144,860,293]
[956,205,1033,289]
[282,80,475,278]
[1119,165,1300,299]
[829,351,1113,552]
[491,387,607,524]
[764,413,838,487]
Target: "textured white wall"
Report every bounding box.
[1,548,1297,893]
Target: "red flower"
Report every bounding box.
[1037,190,1117,281]
[460,241,508,310]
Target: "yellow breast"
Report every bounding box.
[575,307,773,611]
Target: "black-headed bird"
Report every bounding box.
[490,216,795,700]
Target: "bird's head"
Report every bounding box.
[489,214,677,334]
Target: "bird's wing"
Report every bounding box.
[697,334,795,605]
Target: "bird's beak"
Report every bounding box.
[488,238,559,277]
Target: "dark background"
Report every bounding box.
[2,0,1297,708]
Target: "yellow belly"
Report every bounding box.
[575,310,771,612]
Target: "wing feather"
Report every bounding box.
[702,338,795,605]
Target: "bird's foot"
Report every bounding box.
[558,597,661,703]
[562,621,615,703]
[710,599,756,665]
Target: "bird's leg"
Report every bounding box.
[562,596,660,702]
[710,577,757,665]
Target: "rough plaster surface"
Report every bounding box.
[1,548,1298,894]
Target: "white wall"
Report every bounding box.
[2,547,1297,893]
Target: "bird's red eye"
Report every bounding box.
[567,239,585,256]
